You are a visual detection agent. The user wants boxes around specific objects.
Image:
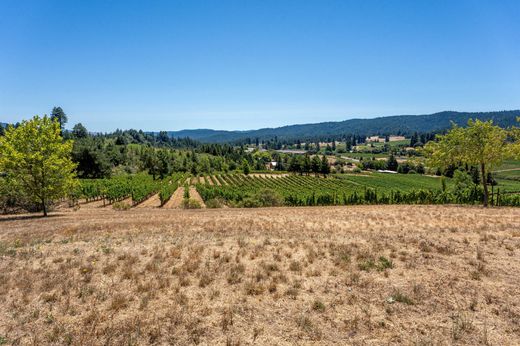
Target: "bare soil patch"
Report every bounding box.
[188,186,206,208]
[0,205,519,345]
[135,193,161,208]
[162,187,184,209]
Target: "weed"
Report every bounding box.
[289,260,302,272]
[244,280,265,295]
[389,290,414,305]
[227,263,245,284]
[312,300,326,312]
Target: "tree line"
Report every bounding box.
[1,109,519,215]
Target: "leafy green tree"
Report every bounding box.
[0,116,77,216]
[72,123,88,138]
[242,160,250,175]
[320,155,330,176]
[72,141,111,178]
[302,154,311,175]
[425,119,517,207]
[51,106,68,133]
[311,155,321,174]
[288,156,301,173]
[386,154,398,171]
[156,150,171,179]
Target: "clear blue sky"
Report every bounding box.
[1,0,519,132]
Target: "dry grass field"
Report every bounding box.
[1,205,519,345]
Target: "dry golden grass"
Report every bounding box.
[0,205,519,345]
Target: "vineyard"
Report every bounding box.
[196,173,520,207]
[74,172,520,209]
[76,173,188,207]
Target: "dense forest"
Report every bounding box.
[163,110,520,143]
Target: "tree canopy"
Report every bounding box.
[0,115,77,216]
[51,106,68,132]
[425,119,518,207]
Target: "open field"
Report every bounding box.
[1,205,520,345]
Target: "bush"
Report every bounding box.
[112,201,131,211]
[255,188,283,207]
[182,198,201,209]
[205,198,224,208]
[352,167,362,173]
[240,197,261,208]
[238,189,283,208]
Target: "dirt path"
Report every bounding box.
[199,176,205,184]
[212,176,221,186]
[162,187,184,209]
[189,186,206,208]
[135,193,161,208]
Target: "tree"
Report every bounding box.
[51,106,68,133]
[72,140,111,178]
[320,155,330,176]
[242,160,250,175]
[425,119,517,207]
[302,154,311,175]
[386,154,398,171]
[0,116,77,216]
[72,123,88,138]
[311,155,321,174]
[288,156,301,173]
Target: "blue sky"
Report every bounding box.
[1,0,519,132]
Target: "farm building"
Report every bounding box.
[265,161,278,170]
[365,135,407,143]
[366,136,385,143]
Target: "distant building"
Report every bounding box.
[266,161,278,170]
[365,135,406,143]
[366,136,384,143]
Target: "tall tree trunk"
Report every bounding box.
[42,197,47,217]
[480,163,489,208]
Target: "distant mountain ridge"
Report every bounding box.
[165,110,520,143]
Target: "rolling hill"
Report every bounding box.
[166,110,520,143]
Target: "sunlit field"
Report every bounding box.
[1,205,519,345]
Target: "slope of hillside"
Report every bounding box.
[1,205,519,344]
[166,110,520,143]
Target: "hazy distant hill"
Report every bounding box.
[166,110,520,143]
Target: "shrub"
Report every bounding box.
[237,189,283,208]
[390,290,414,305]
[205,198,224,208]
[112,201,131,211]
[312,300,326,312]
[182,199,201,209]
[256,188,283,207]
[240,197,261,208]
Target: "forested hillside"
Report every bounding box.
[165,110,520,143]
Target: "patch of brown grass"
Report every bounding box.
[0,205,519,344]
